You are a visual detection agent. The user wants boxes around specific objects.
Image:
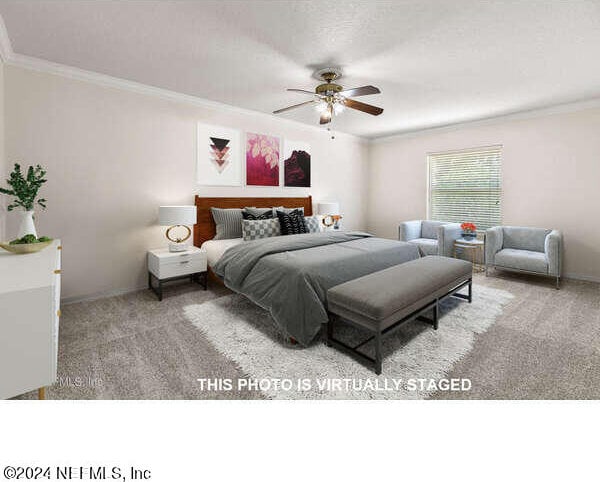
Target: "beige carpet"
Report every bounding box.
[185,286,513,399]
[13,270,600,400]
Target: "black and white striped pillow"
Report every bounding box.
[211,207,243,239]
[276,209,308,235]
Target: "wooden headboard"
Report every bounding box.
[194,195,313,247]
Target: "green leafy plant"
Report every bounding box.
[9,235,52,245]
[0,163,47,211]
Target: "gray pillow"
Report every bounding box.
[211,207,243,239]
[304,215,322,233]
[242,218,281,241]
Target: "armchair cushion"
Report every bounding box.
[503,226,551,253]
[407,238,438,256]
[495,248,548,274]
[421,220,446,239]
[399,220,422,242]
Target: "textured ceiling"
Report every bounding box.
[2,0,600,138]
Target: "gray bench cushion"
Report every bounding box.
[327,255,472,331]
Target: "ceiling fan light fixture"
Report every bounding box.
[333,102,345,115]
[273,68,383,124]
[315,101,329,113]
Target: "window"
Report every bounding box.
[428,145,502,231]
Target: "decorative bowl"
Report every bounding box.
[0,240,53,254]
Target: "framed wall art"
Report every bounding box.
[283,140,311,187]
[246,133,280,186]
[197,123,242,186]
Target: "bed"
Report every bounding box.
[194,196,420,345]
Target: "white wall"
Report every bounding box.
[368,107,600,281]
[5,65,369,301]
[0,58,4,241]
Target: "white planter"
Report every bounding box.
[17,210,37,238]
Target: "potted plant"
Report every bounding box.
[461,222,477,240]
[0,163,52,253]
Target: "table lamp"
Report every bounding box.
[317,202,342,229]
[158,206,197,252]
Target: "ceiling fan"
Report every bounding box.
[273,68,383,125]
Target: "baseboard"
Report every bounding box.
[61,270,599,305]
[61,284,147,305]
[564,272,600,284]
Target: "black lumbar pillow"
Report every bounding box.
[276,209,308,235]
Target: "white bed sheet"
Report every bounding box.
[202,238,244,267]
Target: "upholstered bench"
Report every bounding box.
[325,255,473,374]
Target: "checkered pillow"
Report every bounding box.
[242,218,281,241]
[304,216,322,233]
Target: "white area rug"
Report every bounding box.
[185,285,513,399]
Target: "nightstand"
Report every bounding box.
[147,246,207,301]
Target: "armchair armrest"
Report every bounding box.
[399,220,422,242]
[437,223,463,257]
[485,227,503,266]
[545,230,563,277]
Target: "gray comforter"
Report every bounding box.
[213,232,420,345]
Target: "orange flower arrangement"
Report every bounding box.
[461,222,477,233]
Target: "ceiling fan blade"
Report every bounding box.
[287,88,316,95]
[319,105,333,125]
[343,98,384,116]
[340,85,381,97]
[273,100,315,114]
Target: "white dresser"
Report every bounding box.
[0,240,61,400]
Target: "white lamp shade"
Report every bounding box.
[317,202,340,215]
[158,206,197,226]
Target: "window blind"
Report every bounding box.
[428,145,502,231]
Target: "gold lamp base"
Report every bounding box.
[322,215,343,230]
[165,225,191,252]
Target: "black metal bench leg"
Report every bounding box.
[468,279,472,303]
[374,331,382,375]
[433,301,439,330]
[325,316,334,347]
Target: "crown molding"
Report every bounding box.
[370,96,600,144]
[8,52,368,143]
[0,13,12,62]
[3,12,600,145]
[0,14,366,143]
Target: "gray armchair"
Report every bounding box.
[485,226,563,288]
[399,220,463,257]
